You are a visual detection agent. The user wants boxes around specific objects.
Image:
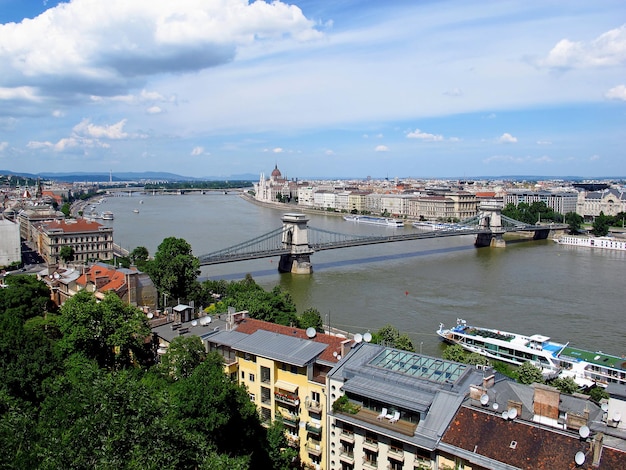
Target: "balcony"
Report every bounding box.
[285,434,300,448]
[339,450,355,464]
[363,438,378,452]
[305,397,323,414]
[339,430,355,444]
[274,391,300,407]
[362,457,378,469]
[306,422,322,435]
[280,413,300,427]
[336,406,417,437]
[388,446,404,462]
[306,440,323,457]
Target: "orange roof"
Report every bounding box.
[475,192,497,197]
[234,318,351,363]
[44,218,105,233]
[76,264,126,293]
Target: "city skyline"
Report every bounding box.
[0,0,624,179]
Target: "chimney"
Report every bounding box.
[592,432,604,467]
[483,373,495,389]
[532,383,560,420]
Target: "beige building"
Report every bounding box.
[0,217,21,267]
[35,218,114,265]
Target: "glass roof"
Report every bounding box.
[368,348,468,384]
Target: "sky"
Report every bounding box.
[0,0,624,180]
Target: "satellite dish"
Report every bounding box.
[191,320,198,327]
[575,451,585,465]
[337,355,341,360]
[613,412,622,422]
[601,403,609,412]
[508,408,518,419]
[147,312,153,319]
[363,332,372,343]
[493,403,499,411]
[579,425,590,439]
[354,333,363,343]
[332,351,338,357]
[502,410,509,420]
[480,394,489,406]
[306,327,316,338]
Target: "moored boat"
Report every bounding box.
[343,215,404,227]
[553,235,626,251]
[437,319,626,388]
[101,211,114,220]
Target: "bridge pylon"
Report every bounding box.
[278,213,314,274]
[475,201,506,247]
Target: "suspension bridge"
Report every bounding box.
[197,202,567,274]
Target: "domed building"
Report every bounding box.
[254,164,295,203]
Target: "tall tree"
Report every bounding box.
[159,335,207,381]
[130,246,150,270]
[56,291,150,369]
[146,237,200,305]
[592,211,610,237]
[565,212,584,234]
[298,307,324,331]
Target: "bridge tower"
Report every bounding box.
[278,213,314,274]
[475,201,507,248]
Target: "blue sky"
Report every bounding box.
[0,0,624,179]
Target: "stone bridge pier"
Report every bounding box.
[278,213,314,274]
[475,202,506,248]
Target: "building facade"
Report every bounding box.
[0,217,21,267]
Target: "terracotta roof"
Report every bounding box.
[441,406,626,469]
[234,318,350,363]
[476,192,497,197]
[43,218,106,233]
[76,264,126,293]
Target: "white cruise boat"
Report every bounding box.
[437,319,626,388]
[343,215,404,227]
[101,211,114,220]
[554,235,626,251]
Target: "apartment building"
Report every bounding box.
[327,343,484,470]
[0,217,21,267]
[504,190,578,215]
[577,189,626,219]
[204,317,352,470]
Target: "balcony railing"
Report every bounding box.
[305,422,322,435]
[363,438,378,451]
[339,430,355,443]
[306,440,323,456]
[280,413,300,427]
[339,450,354,464]
[285,434,300,448]
[388,446,404,462]
[362,457,378,469]
[274,391,300,406]
[305,398,323,414]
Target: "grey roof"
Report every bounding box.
[152,315,229,344]
[204,329,248,347]
[342,375,433,413]
[233,329,327,367]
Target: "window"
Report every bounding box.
[261,387,271,405]
[261,366,270,383]
[311,391,321,403]
[290,365,298,374]
[249,373,255,382]
[249,393,256,402]
[241,371,245,380]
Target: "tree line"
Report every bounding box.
[0,274,296,469]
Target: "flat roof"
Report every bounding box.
[369,347,468,384]
[234,329,327,367]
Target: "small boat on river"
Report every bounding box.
[343,215,404,227]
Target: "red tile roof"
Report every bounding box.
[234,318,351,363]
[76,264,126,293]
[43,218,105,233]
[441,406,626,469]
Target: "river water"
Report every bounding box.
[99,192,626,357]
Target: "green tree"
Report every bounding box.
[59,245,75,264]
[60,202,71,217]
[159,336,207,381]
[466,352,489,366]
[56,291,151,369]
[0,275,55,321]
[592,211,610,237]
[395,334,416,352]
[515,361,544,385]
[146,237,200,305]
[266,418,298,470]
[298,307,324,331]
[549,376,579,395]
[442,344,466,363]
[588,386,609,403]
[565,212,584,234]
[130,246,150,270]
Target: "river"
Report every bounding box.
[97,192,626,358]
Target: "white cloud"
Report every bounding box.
[0,86,41,101]
[406,129,443,141]
[375,145,389,152]
[73,119,129,139]
[605,84,626,101]
[443,88,463,97]
[536,140,552,145]
[498,133,518,143]
[0,0,321,105]
[483,154,552,164]
[273,147,284,153]
[539,24,626,69]
[0,142,8,151]
[324,149,334,155]
[146,106,163,114]
[191,146,205,156]
[590,154,600,161]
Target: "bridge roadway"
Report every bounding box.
[197,223,565,267]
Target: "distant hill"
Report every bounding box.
[0,170,258,183]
